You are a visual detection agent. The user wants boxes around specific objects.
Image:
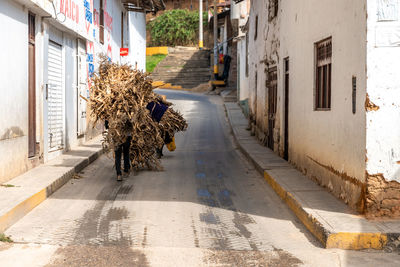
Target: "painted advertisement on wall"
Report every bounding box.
[39,0,121,96]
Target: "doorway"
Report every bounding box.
[284,58,289,160]
[28,13,36,158]
[48,40,64,152]
[267,67,277,150]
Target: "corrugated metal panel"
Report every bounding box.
[48,41,64,151]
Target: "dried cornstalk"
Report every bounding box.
[89,55,187,171]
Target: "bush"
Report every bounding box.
[148,9,207,47]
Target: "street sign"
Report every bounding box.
[120,48,129,56]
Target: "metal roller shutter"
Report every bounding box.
[48,41,64,152]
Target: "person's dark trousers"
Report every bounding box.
[115,136,132,175]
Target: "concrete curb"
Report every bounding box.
[224,103,393,250]
[263,171,388,250]
[0,143,105,233]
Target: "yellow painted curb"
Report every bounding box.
[146,47,168,56]
[152,81,183,90]
[162,83,173,88]
[326,233,387,250]
[152,81,166,87]
[263,171,387,250]
[0,188,47,233]
[169,85,182,89]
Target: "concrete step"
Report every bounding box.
[155,78,210,83]
[151,47,211,90]
[154,67,210,72]
[159,60,209,66]
[151,73,210,79]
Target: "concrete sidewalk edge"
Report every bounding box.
[0,144,104,233]
[224,103,389,250]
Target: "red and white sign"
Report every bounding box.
[120,48,129,56]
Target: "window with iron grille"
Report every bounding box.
[268,0,279,21]
[315,38,332,110]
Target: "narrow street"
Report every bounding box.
[1,90,399,266]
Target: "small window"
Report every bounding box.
[315,38,332,110]
[254,16,258,40]
[268,0,279,21]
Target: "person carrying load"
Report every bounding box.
[146,100,176,158]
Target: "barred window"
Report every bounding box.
[315,38,332,110]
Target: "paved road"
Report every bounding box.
[1,90,400,266]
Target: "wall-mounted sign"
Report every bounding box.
[120,48,129,56]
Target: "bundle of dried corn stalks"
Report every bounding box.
[89,56,187,170]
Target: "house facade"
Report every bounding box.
[0,0,163,184]
[238,0,400,216]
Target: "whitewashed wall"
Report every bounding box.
[366,0,400,182]
[237,38,249,101]
[364,0,400,214]
[0,0,29,183]
[128,11,146,72]
[246,0,367,208]
[0,0,129,181]
[248,0,269,136]
[279,0,367,208]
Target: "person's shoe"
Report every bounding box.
[123,171,130,178]
[117,175,122,181]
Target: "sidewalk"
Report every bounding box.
[0,136,104,233]
[224,102,400,251]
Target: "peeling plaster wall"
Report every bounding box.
[248,0,281,148]
[247,0,368,210]
[247,0,269,140]
[366,0,400,215]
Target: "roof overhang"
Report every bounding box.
[122,0,165,13]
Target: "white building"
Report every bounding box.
[239,0,400,216]
[230,0,249,114]
[0,0,164,183]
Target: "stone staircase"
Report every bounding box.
[150,47,211,89]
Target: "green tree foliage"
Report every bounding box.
[148,9,208,46]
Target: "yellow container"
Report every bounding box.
[166,137,176,151]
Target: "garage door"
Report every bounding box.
[48,40,64,152]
